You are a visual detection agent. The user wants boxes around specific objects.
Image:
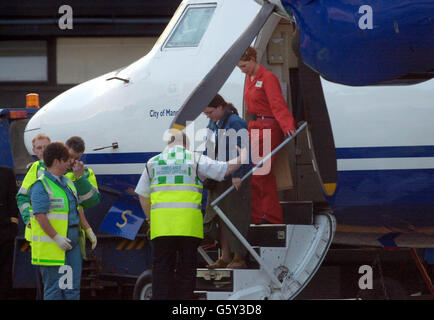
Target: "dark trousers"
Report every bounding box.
[0,241,14,300]
[35,267,44,300]
[151,236,200,300]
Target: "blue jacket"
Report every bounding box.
[206,109,252,180]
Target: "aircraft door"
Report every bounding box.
[253,18,338,202]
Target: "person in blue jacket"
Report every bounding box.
[29,142,82,300]
[202,94,252,269]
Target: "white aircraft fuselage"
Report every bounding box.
[24,0,434,248]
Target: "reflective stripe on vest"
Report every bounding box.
[21,161,46,242]
[65,167,99,206]
[30,174,77,266]
[148,146,204,240]
[151,202,202,210]
[20,160,46,216]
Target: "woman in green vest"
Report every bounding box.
[29,142,82,300]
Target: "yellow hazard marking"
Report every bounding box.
[323,183,336,196]
[116,239,128,250]
[116,239,147,250]
[136,239,146,250]
[125,239,137,250]
[172,123,185,131]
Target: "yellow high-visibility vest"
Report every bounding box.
[147,146,204,240]
[30,174,78,266]
[16,160,46,241]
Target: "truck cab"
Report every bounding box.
[0,105,39,290]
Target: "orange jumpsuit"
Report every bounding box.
[244,64,296,224]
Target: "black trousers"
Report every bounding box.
[0,240,14,300]
[151,236,201,300]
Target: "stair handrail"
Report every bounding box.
[210,121,307,207]
[208,122,308,290]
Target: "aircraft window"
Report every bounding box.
[165,6,216,48]
[0,40,47,82]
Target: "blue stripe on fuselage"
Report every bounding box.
[82,152,157,164]
[337,146,434,159]
[83,146,434,164]
[82,147,434,228]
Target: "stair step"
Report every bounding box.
[247,224,287,247]
[194,213,335,300]
[281,200,313,225]
[196,268,233,291]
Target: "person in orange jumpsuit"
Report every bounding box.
[237,46,296,224]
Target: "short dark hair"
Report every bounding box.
[43,142,70,167]
[65,136,85,153]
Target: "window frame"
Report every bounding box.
[0,38,56,85]
[162,3,217,50]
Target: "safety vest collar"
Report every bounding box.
[38,173,78,203]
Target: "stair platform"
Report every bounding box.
[195,214,336,300]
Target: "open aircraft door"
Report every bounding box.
[168,1,337,299]
[195,123,336,300]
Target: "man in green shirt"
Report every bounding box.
[17,135,99,240]
[64,136,100,250]
[17,134,51,230]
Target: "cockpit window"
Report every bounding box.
[165,5,216,48]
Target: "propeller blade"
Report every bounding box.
[170,1,276,130]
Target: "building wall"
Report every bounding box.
[56,37,157,84]
[0,0,180,108]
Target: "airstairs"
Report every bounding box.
[196,205,335,300]
[195,123,336,300]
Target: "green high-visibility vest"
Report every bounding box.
[16,160,46,241]
[30,174,78,266]
[65,167,99,208]
[148,146,204,240]
[17,160,45,220]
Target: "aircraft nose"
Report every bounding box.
[24,108,44,153]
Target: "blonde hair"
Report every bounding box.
[240,46,257,62]
[32,134,51,147]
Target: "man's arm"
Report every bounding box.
[66,167,100,208]
[34,213,57,238]
[138,196,151,221]
[16,161,39,225]
[78,207,97,249]
[224,148,246,177]
[34,213,72,251]
[199,146,248,181]
[135,164,151,221]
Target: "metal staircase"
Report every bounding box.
[196,203,335,300]
[195,123,336,300]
